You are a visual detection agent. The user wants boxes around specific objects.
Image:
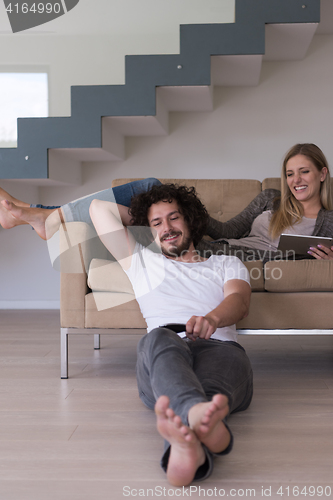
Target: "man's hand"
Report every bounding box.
[185,315,217,341]
[185,280,251,341]
[308,244,333,260]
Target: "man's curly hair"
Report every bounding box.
[129,183,209,246]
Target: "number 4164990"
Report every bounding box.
[5,3,61,14]
[277,485,332,497]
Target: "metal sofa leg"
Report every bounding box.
[61,328,69,379]
[94,333,100,350]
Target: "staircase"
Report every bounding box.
[0,0,320,184]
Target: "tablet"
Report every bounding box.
[277,234,333,255]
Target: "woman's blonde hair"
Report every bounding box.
[269,143,332,240]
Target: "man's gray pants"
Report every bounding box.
[136,327,253,480]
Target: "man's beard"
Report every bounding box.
[160,232,192,258]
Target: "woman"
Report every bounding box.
[1,143,333,261]
[198,143,333,261]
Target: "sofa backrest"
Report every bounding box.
[262,178,280,191]
[113,177,333,214]
[112,178,264,222]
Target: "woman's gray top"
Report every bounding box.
[197,189,333,262]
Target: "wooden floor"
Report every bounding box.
[0,310,332,500]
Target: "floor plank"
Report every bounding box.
[0,310,332,500]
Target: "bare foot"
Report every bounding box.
[0,200,60,240]
[0,187,30,208]
[155,396,206,486]
[0,200,27,229]
[0,188,32,230]
[188,394,230,454]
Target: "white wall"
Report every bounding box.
[1,29,333,307]
[0,0,234,116]
[0,0,229,308]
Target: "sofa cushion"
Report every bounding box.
[243,260,264,291]
[237,291,333,329]
[88,291,136,312]
[89,257,265,294]
[85,293,146,329]
[264,260,333,292]
[88,258,134,293]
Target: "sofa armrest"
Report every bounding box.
[61,272,88,328]
[59,222,112,328]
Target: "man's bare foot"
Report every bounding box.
[155,396,206,486]
[0,200,60,240]
[188,394,230,454]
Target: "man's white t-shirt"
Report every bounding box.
[124,243,250,342]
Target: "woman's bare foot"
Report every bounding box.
[0,200,27,229]
[188,394,230,454]
[0,187,30,208]
[155,396,206,486]
[0,199,60,240]
[0,187,34,230]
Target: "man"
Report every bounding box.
[2,179,333,260]
[89,183,253,486]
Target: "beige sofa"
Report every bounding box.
[59,178,333,378]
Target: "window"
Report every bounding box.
[0,72,48,148]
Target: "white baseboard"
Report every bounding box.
[0,301,60,310]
